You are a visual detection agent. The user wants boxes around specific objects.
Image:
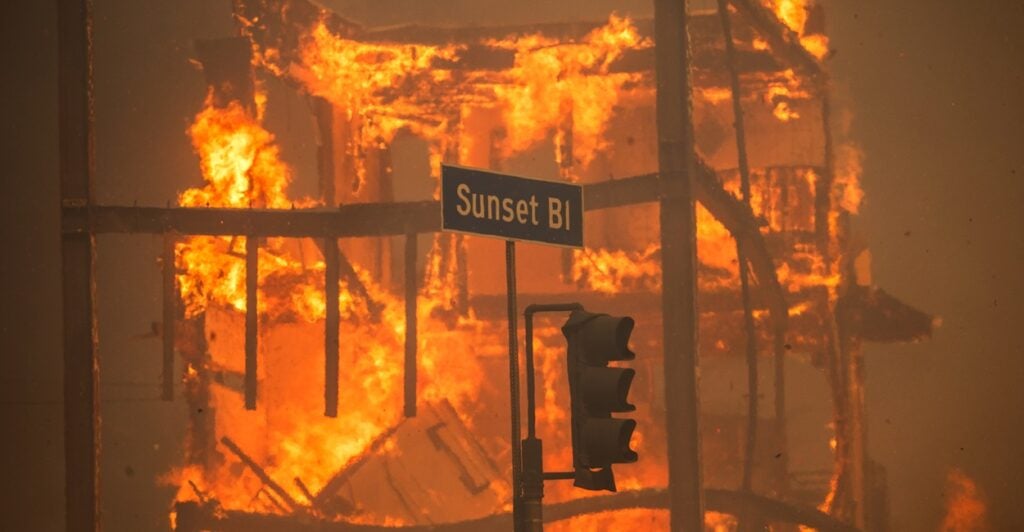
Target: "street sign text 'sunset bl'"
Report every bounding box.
[441,165,583,248]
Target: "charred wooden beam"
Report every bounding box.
[162,232,177,401]
[62,202,441,238]
[324,238,340,418]
[180,315,217,467]
[817,95,835,257]
[244,236,258,410]
[313,96,336,206]
[717,0,764,502]
[583,173,659,210]
[727,0,824,79]
[403,234,418,418]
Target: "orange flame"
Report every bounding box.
[170,93,501,519]
[941,469,990,532]
[762,0,830,59]
[490,15,648,171]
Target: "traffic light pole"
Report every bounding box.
[521,303,584,532]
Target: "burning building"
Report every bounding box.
[57,0,935,530]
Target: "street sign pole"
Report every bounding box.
[506,240,524,531]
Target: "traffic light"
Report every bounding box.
[561,310,638,492]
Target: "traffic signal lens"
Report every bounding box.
[581,315,635,363]
[581,367,636,413]
[581,418,638,467]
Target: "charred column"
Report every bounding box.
[245,234,258,410]
[313,96,337,207]
[324,238,340,417]
[58,0,99,529]
[654,0,704,529]
[162,232,177,401]
[404,233,418,417]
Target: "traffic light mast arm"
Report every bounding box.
[521,303,585,532]
[524,303,584,440]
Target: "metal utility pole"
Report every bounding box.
[654,0,705,530]
[58,0,99,530]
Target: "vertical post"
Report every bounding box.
[324,238,340,417]
[816,94,835,261]
[506,241,523,531]
[717,0,760,499]
[181,315,215,466]
[162,232,177,401]
[404,233,418,418]
[58,0,99,528]
[654,0,704,530]
[245,235,258,410]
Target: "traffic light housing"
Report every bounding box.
[561,310,638,492]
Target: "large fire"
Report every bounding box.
[166,0,861,529]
